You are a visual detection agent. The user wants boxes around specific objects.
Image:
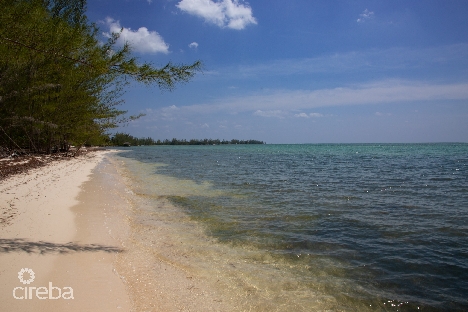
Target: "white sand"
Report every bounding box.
[0,151,130,311]
[0,151,236,312]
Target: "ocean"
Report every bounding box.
[111,143,468,311]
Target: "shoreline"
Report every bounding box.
[107,154,237,311]
[0,150,235,311]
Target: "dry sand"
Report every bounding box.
[0,151,235,312]
[0,151,130,311]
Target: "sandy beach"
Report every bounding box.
[0,151,234,312]
[0,151,130,311]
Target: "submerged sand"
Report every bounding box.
[0,151,234,311]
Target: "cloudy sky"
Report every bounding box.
[87,0,468,143]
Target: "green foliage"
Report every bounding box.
[0,0,202,154]
[109,133,264,146]
[110,132,156,146]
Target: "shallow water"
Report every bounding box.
[113,143,468,311]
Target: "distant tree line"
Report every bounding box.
[0,0,201,155]
[110,133,264,146]
[110,133,156,146]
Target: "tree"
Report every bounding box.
[0,0,202,153]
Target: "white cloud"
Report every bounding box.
[201,123,210,128]
[189,42,199,49]
[357,9,374,23]
[176,0,257,30]
[146,105,181,121]
[184,80,468,115]
[253,110,286,118]
[294,112,323,118]
[104,18,169,54]
[140,80,468,123]
[309,113,323,118]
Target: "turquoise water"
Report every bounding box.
[115,144,468,311]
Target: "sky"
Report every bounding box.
[86,0,468,143]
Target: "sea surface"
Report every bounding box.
[113,143,468,311]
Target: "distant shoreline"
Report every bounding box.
[109,133,265,146]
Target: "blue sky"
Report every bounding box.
[87,0,468,143]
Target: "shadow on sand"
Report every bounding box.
[0,238,123,254]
